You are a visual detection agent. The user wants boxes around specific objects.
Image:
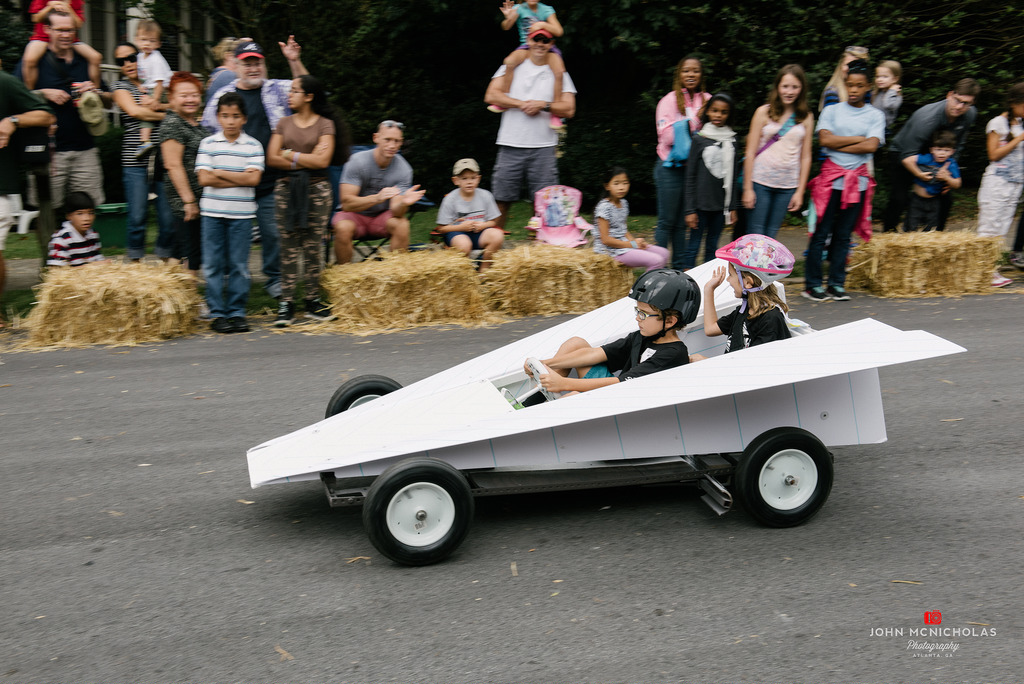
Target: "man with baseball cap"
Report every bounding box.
[484,25,576,230]
[201,35,308,299]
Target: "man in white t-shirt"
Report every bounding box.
[484,27,576,229]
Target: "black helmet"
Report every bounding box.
[628,269,701,326]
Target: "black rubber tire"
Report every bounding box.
[734,427,833,528]
[363,458,474,566]
[325,375,402,418]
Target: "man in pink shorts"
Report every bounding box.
[331,120,425,264]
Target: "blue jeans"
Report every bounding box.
[654,160,691,270]
[255,192,281,298]
[805,189,861,289]
[201,216,253,319]
[123,167,175,260]
[747,183,795,239]
[681,210,726,270]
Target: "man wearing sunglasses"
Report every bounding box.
[882,78,979,233]
[484,26,576,230]
[202,36,308,299]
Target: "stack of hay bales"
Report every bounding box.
[846,232,1004,297]
[320,249,500,334]
[25,262,200,346]
[481,243,634,316]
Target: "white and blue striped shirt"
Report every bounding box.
[195,131,265,219]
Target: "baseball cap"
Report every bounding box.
[528,27,554,40]
[452,158,480,175]
[234,41,264,60]
[77,91,109,137]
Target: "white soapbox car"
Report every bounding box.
[247,261,965,565]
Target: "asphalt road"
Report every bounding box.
[1,290,1021,683]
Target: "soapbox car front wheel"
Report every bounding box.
[325,375,402,418]
[363,458,474,566]
[735,427,833,528]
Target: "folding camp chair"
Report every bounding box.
[526,185,594,248]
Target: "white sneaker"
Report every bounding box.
[991,272,1012,288]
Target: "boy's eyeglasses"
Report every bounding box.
[115,54,139,65]
[530,35,553,44]
[634,307,661,321]
[379,119,405,130]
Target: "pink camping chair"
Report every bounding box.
[527,185,594,248]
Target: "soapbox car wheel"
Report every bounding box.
[735,427,833,528]
[325,375,402,418]
[363,457,474,566]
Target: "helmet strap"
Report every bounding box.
[735,264,770,312]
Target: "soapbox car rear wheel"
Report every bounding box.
[735,427,833,528]
[363,458,474,566]
[325,375,402,418]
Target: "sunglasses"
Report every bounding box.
[115,53,139,66]
[379,119,405,130]
[530,35,553,44]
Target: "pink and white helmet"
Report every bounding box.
[715,235,795,291]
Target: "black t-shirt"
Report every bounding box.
[600,330,690,381]
[235,86,280,194]
[28,51,95,151]
[717,306,790,353]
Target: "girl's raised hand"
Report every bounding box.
[500,0,518,20]
[706,265,727,290]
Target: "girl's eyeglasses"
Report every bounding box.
[634,307,661,321]
[115,54,139,66]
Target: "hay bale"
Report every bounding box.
[481,243,634,316]
[846,231,1004,297]
[319,249,500,334]
[25,262,200,347]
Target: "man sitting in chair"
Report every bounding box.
[331,120,425,264]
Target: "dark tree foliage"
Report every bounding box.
[16,0,1024,211]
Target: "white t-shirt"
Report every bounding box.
[138,49,172,90]
[493,61,577,149]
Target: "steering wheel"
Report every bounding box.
[525,357,559,402]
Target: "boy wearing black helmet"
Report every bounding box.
[527,269,700,395]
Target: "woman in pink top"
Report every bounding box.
[655,54,710,269]
[742,64,815,238]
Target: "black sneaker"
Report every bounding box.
[227,316,250,333]
[304,298,334,321]
[210,317,233,333]
[826,285,850,301]
[802,287,831,302]
[274,300,296,327]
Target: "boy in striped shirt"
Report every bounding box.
[196,92,264,333]
[46,192,105,267]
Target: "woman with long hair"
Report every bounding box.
[818,46,869,111]
[742,64,815,238]
[267,74,349,325]
[654,54,711,269]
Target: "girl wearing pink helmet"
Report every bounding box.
[702,235,795,352]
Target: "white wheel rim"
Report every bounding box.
[385,482,456,547]
[757,449,818,511]
[349,393,382,409]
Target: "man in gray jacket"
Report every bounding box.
[882,78,979,232]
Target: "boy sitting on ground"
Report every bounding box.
[526,269,700,397]
[435,158,505,272]
[46,191,104,267]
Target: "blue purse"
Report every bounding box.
[663,119,692,167]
